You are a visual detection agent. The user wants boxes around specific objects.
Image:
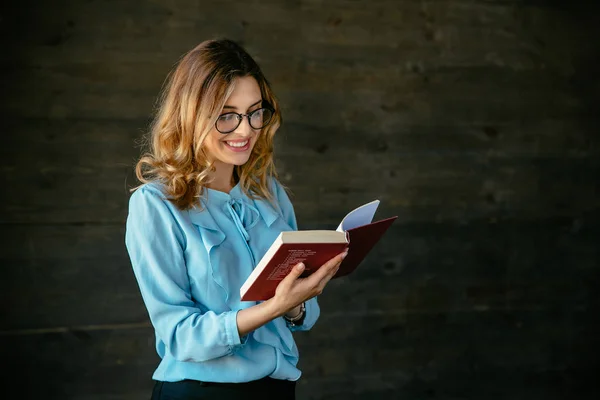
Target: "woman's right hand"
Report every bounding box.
[236,251,347,337]
[270,251,348,317]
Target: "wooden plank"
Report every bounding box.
[3,0,540,51]
[294,309,598,398]
[2,0,591,121]
[5,116,595,165]
[277,118,597,159]
[3,118,145,163]
[1,326,157,399]
[2,112,598,225]
[1,255,147,331]
[1,309,594,399]
[2,62,587,120]
[298,309,579,371]
[4,0,580,68]
[0,0,597,398]
[0,168,134,225]
[2,221,596,330]
[286,155,599,225]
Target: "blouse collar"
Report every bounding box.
[188,183,282,232]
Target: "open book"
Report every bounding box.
[240,200,397,301]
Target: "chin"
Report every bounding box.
[230,157,251,166]
[215,151,250,166]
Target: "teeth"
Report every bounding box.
[226,140,249,148]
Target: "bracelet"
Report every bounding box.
[284,302,306,326]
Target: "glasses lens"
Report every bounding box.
[249,108,273,129]
[216,113,240,133]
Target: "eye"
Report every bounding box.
[218,113,238,122]
[250,108,264,119]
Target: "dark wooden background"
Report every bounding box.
[1,0,598,399]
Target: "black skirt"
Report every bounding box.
[151,377,296,400]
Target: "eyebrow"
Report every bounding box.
[222,99,262,111]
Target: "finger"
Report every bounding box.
[317,269,338,289]
[319,258,343,286]
[308,251,347,283]
[329,261,341,277]
[323,263,341,283]
[314,268,341,295]
[277,262,306,293]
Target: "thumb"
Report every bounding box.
[278,262,305,291]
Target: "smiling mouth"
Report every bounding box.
[225,140,249,148]
[223,139,251,152]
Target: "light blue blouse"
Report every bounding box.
[125,177,320,383]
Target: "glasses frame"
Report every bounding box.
[215,106,275,134]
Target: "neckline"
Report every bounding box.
[205,182,242,202]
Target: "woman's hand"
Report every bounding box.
[236,251,347,337]
[270,251,348,317]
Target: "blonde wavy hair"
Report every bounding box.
[133,39,283,210]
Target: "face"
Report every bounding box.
[203,75,263,169]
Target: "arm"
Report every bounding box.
[126,187,248,362]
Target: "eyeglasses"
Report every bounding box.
[215,107,274,134]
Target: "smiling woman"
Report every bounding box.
[202,76,272,190]
[133,39,282,209]
[125,39,347,400]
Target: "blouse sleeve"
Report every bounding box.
[125,186,246,363]
[272,178,321,332]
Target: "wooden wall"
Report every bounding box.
[1,0,598,398]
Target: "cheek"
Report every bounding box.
[201,134,224,158]
[207,132,224,149]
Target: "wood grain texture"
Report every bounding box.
[1,0,598,398]
[1,308,597,399]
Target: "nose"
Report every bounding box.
[234,115,253,137]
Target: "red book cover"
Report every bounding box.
[333,216,398,278]
[240,200,397,301]
[240,241,349,302]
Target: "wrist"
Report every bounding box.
[285,304,303,319]
[237,299,282,337]
[263,297,287,319]
[284,302,306,326]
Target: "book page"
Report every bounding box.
[281,230,347,243]
[336,200,380,232]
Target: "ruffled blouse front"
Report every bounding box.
[125,178,320,383]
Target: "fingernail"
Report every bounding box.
[296,263,305,271]
[342,252,348,259]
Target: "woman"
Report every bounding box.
[125,39,346,399]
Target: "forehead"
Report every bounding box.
[224,76,261,107]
